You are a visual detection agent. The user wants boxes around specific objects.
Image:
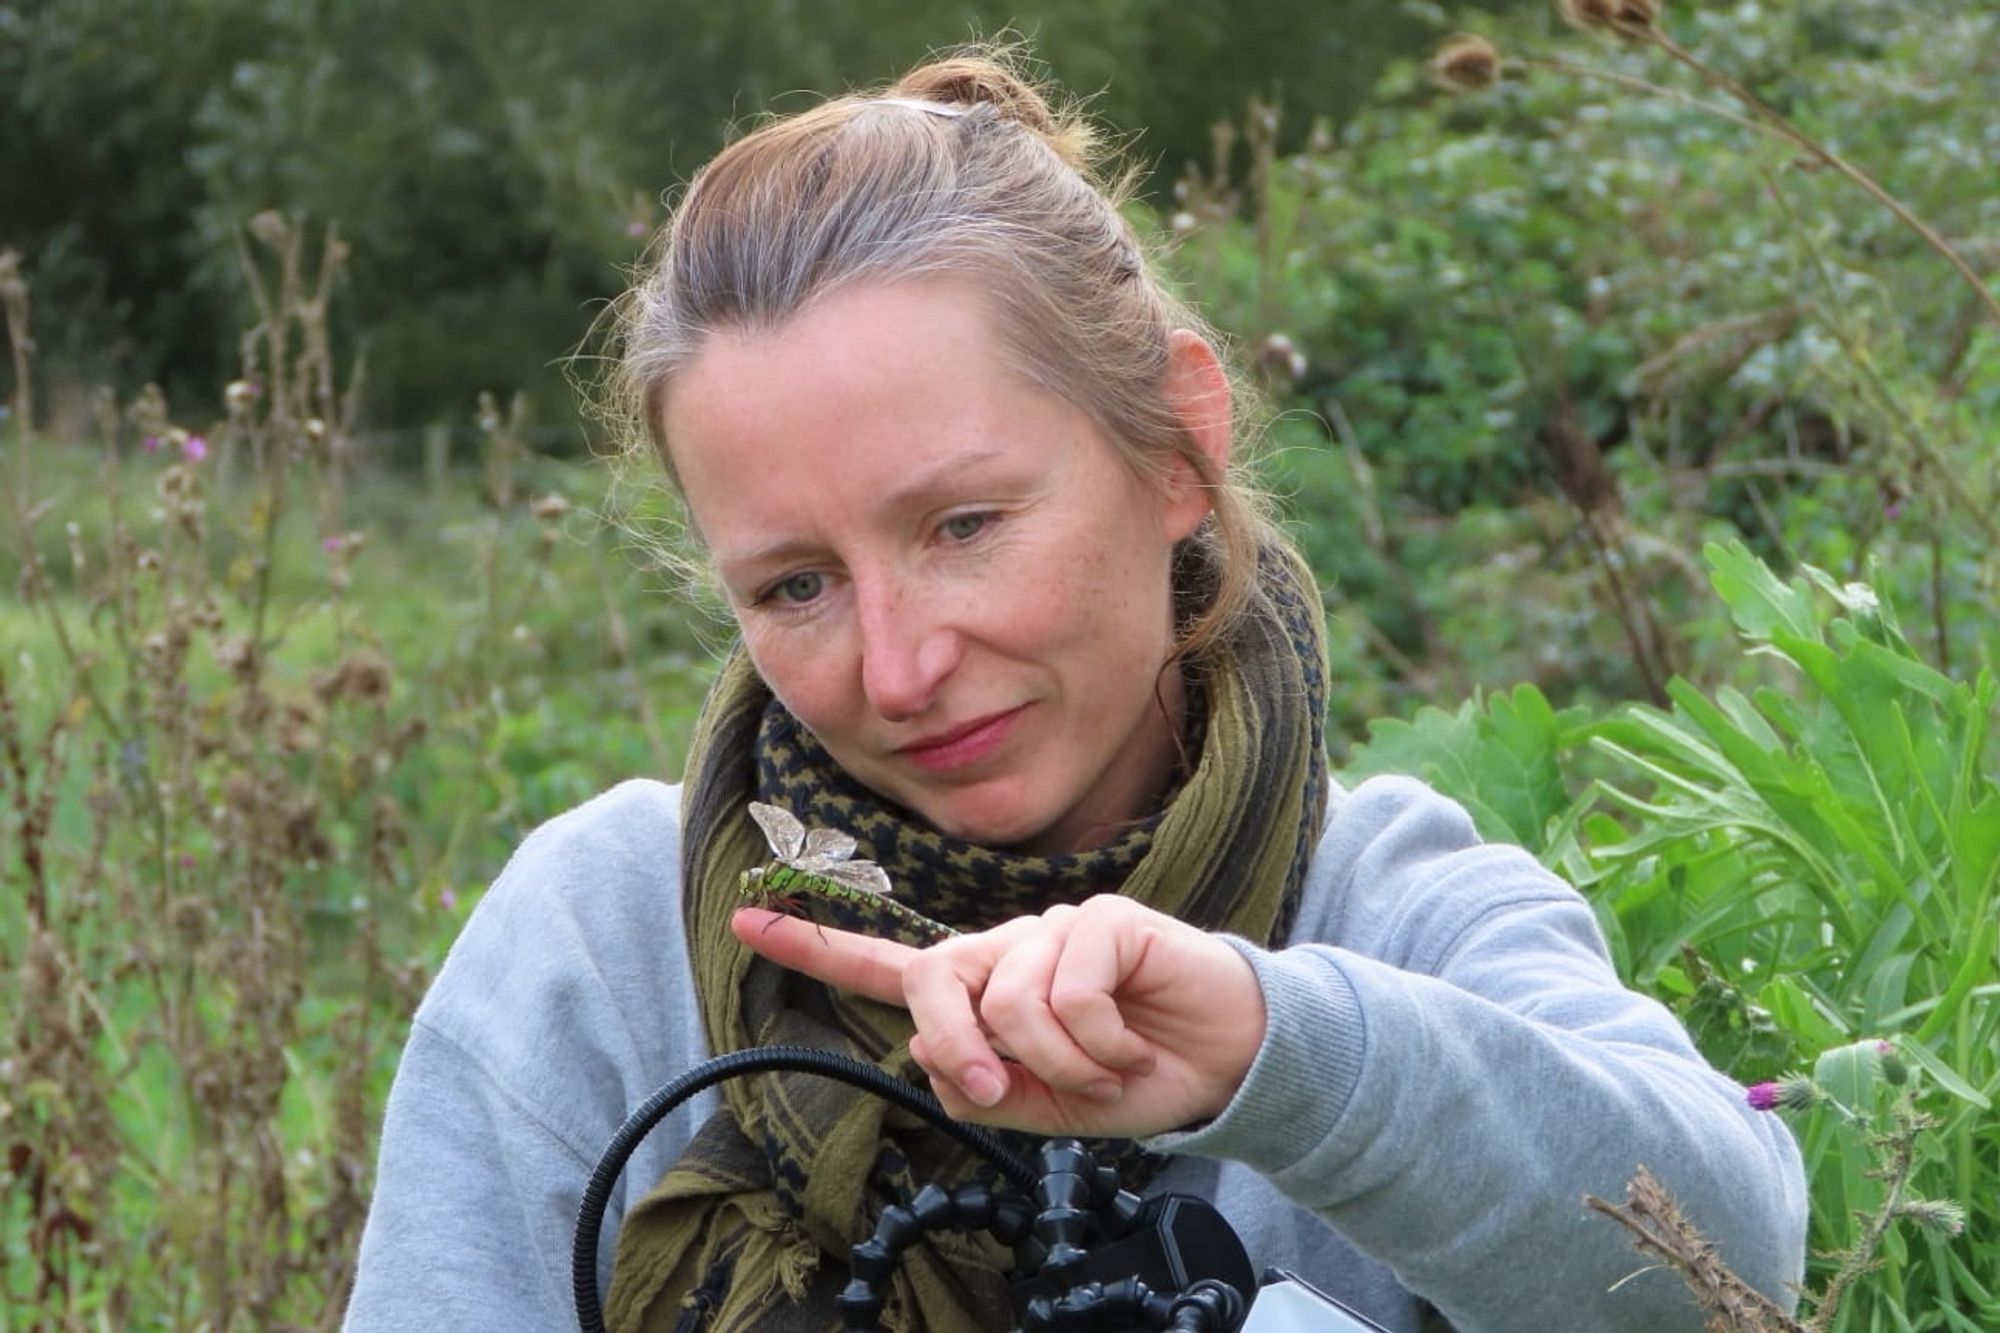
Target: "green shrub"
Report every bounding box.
[1341,541,1999,1330]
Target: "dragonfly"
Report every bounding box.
[740,802,956,945]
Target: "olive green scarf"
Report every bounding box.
[606,546,1329,1333]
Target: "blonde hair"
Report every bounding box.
[604,47,1288,660]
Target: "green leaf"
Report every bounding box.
[1340,685,1585,857]
[1760,975,1848,1051]
[1893,1035,1991,1109]
[1815,1038,1883,1113]
[1704,539,1819,643]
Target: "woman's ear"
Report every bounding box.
[1159,329,1233,541]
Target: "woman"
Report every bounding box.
[345,50,1806,1333]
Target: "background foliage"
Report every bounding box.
[0,0,1472,434]
[3,0,1996,1328]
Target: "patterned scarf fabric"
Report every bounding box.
[606,545,1329,1333]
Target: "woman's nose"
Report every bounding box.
[854,571,961,722]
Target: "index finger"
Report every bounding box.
[731,907,920,1008]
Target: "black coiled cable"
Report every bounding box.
[572,1044,1039,1333]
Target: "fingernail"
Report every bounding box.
[1084,1080,1123,1104]
[963,1067,1005,1108]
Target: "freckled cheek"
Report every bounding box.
[741,630,855,735]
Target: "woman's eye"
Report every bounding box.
[770,572,823,605]
[940,512,990,542]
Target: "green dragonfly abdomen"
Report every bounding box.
[741,862,956,946]
[759,863,864,900]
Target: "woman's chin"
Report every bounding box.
[906,789,1058,851]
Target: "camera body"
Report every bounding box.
[1005,1188,1393,1333]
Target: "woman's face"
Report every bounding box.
[663,279,1220,853]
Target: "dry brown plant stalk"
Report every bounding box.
[1587,1166,1807,1333]
[3,214,420,1329]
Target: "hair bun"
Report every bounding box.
[889,52,1096,167]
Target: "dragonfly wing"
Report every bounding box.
[748,802,805,862]
[800,827,858,863]
[822,860,894,899]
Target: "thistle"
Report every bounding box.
[1431,34,1502,94]
[1556,0,1661,42]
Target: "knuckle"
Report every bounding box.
[1079,892,1133,921]
[1048,983,1107,1027]
[978,978,1039,1029]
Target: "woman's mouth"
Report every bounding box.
[897,705,1029,773]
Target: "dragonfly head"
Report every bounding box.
[740,866,766,889]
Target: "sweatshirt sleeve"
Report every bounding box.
[343,1019,602,1328]
[1148,776,1808,1333]
[344,780,715,1332]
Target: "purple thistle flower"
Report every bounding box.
[440,886,459,912]
[182,434,208,462]
[625,219,648,237]
[322,535,344,553]
[142,435,163,453]
[1747,1074,1823,1112]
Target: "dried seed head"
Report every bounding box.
[1256,332,1309,384]
[276,699,320,754]
[225,380,260,411]
[313,650,393,706]
[215,635,258,678]
[168,894,207,940]
[1893,1198,1966,1238]
[530,492,572,522]
[284,796,331,862]
[248,209,290,248]
[1432,34,1502,93]
[1557,0,1660,40]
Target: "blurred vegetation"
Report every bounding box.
[3,0,1997,1327]
[0,0,1483,434]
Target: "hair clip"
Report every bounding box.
[871,97,968,119]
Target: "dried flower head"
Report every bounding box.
[225,380,260,411]
[313,650,393,706]
[1432,34,1502,93]
[530,493,573,522]
[1255,332,1309,384]
[1893,1197,1967,1239]
[1556,0,1661,41]
[215,634,258,678]
[248,209,290,248]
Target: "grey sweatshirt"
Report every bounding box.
[344,775,1806,1332]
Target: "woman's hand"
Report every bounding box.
[731,895,1266,1138]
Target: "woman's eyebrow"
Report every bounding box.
[875,445,1012,513]
[716,445,1021,577]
